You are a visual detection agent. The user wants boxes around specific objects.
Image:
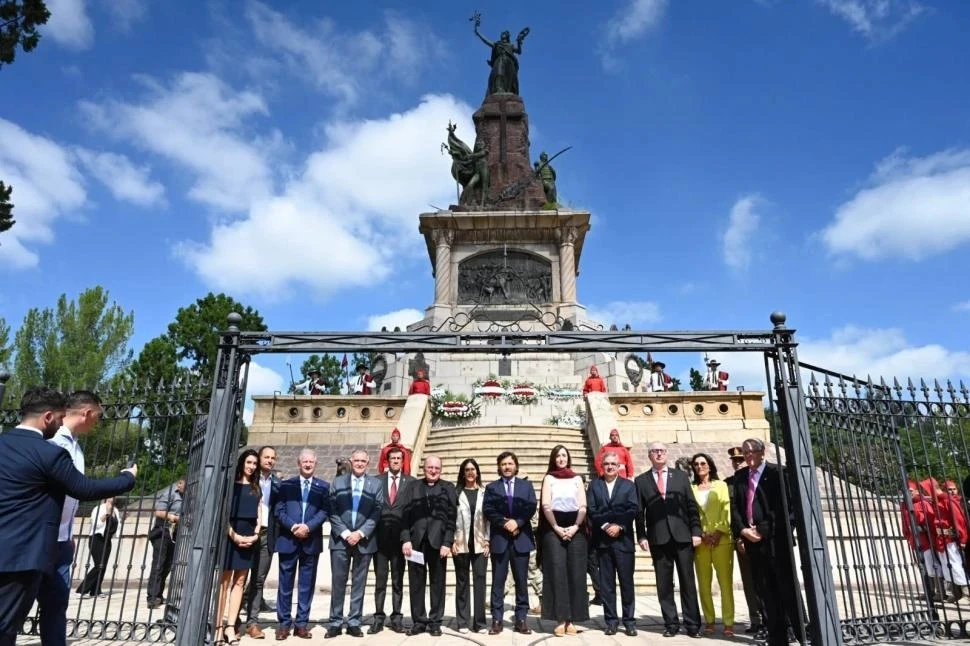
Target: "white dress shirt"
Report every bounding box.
[50,426,85,541]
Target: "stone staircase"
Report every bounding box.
[421,423,658,593]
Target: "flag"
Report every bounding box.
[341,353,348,369]
[646,351,653,365]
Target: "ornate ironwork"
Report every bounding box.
[457,249,552,305]
[624,354,644,388]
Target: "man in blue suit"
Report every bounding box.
[483,451,537,635]
[326,449,383,638]
[274,448,330,640]
[587,451,640,636]
[0,387,137,646]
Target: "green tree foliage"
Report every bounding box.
[287,354,343,394]
[352,351,383,371]
[0,0,50,67]
[0,181,13,237]
[689,368,704,392]
[668,377,682,392]
[167,293,266,372]
[0,316,11,369]
[11,287,134,394]
[126,335,188,384]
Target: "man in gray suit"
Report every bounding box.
[326,450,384,638]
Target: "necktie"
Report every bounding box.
[656,469,666,498]
[746,469,757,524]
[505,479,514,515]
[389,475,398,505]
[351,478,362,527]
[301,479,310,522]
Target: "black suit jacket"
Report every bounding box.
[0,427,136,574]
[587,477,639,552]
[399,479,457,551]
[730,462,790,548]
[376,471,415,551]
[635,467,701,546]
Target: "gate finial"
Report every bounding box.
[769,311,786,328]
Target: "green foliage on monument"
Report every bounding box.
[689,368,704,392]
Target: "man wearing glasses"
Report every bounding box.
[587,453,639,636]
[634,443,702,638]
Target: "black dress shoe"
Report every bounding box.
[323,627,341,639]
[488,620,503,635]
[604,625,618,636]
[663,627,680,637]
[407,625,427,636]
[686,629,701,638]
[746,624,764,634]
[346,626,364,637]
[428,626,442,636]
[388,621,404,633]
[624,625,638,637]
[590,595,603,605]
[367,621,383,635]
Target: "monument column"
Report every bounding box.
[556,226,578,304]
[432,229,455,304]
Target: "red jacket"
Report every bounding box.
[377,442,412,475]
[408,379,431,396]
[582,376,607,396]
[594,442,635,479]
[901,495,935,552]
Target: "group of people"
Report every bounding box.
[293,367,433,397]
[902,476,970,603]
[581,358,730,395]
[207,430,800,645]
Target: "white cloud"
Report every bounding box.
[588,301,661,328]
[79,73,276,212]
[703,326,970,392]
[952,301,970,313]
[74,148,165,207]
[820,148,970,261]
[817,0,927,42]
[243,1,445,107]
[176,93,475,299]
[367,309,423,331]
[0,119,87,268]
[723,194,763,271]
[243,360,286,425]
[599,0,667,70]
[101,0,149,30]
[45,0,95,50]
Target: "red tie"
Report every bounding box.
[746,470,757,524]
[656,469,666,498]
[389,475,398,505]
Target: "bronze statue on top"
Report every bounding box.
[471,11,529,97]
[443,122,490,207]
[534,151,557,205]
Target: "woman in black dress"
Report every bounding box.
[214,449,262,645]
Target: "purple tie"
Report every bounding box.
[505,479,514,515]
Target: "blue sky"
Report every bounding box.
[2,0,969,397]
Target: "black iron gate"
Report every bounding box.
[0,376,210,642]
[803,367,970,642]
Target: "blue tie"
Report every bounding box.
[301,480,310,522]
[351,478,362,527]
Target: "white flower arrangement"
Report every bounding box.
[431,390,482,420]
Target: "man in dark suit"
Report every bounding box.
[370,447,413,634]
[730,438,805,646]
[399,454,457,637]
[588,451,640,637]
[723,446,765,635]
[274,448,330,640]
[635,442,702,638]
[483,450,537,635]
[326,450,383,638]
[0,387,138,646]
[245,445,280,638]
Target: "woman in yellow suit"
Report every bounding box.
[690,452,735,636]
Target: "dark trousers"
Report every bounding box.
[244,530,273,625]
[372,544,405,624]
[587,549,601,596]
[651,540,701,632]
[38,539,73,646]
[596,548,636,628]
[0,570,42,646]
[490,549,530,622]
[77,534,112,596]
[407,545,446,629]
[748,541,804,646]
[453,552,487,631]
[147,531,175,601]
[736,543,764,627]
[329,547,372,628]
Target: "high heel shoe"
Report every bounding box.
[213,625,227,646]
[224,627,241,646]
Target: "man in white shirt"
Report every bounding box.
[38,391,103,646]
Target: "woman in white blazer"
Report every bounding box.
[452,458,490,634]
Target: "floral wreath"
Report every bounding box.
[430,389,482,420]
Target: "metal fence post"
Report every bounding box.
[175,314,244,646]
[770,312,842,645]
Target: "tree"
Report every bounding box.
[0,181,13,237]
[287,354,343,394]
[0,0,50,67]
[126,334,189,384]
[668,377,682,392]
[0,316,11,369]
[689,368,704,391]
[10,286,134,394]
[167,293,267,373]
